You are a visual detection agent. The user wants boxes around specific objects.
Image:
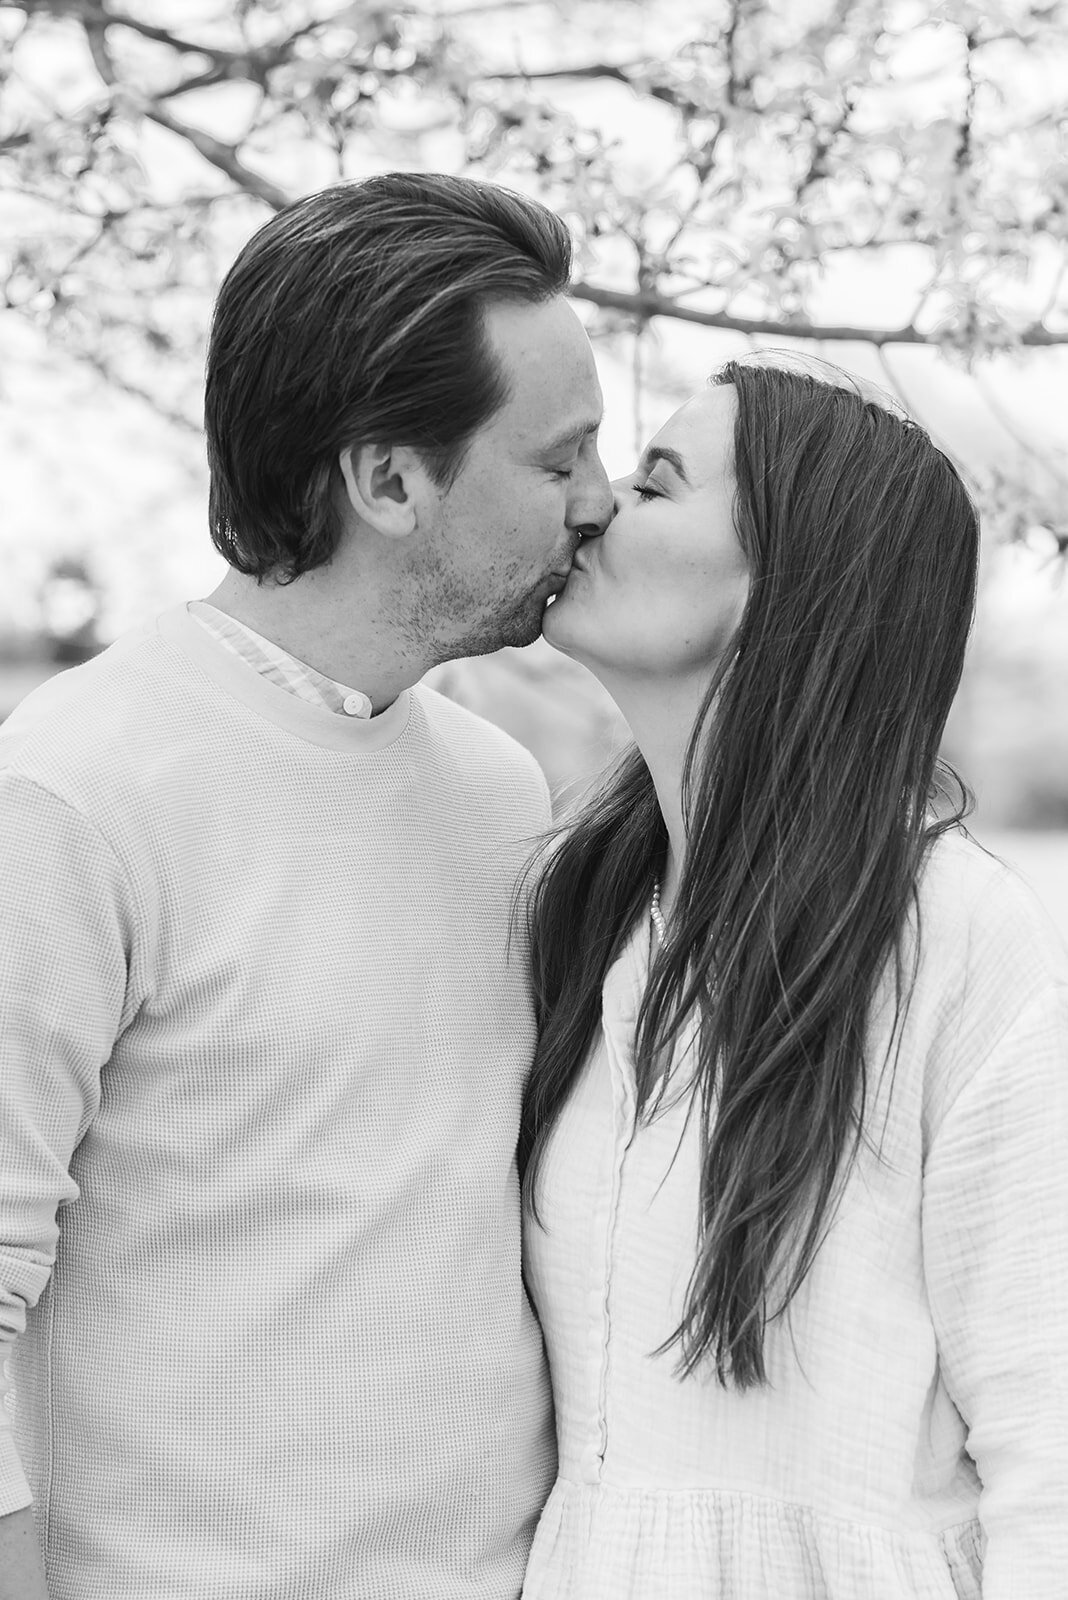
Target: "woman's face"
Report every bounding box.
[543,385,749,683]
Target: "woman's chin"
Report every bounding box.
[541,602,576,658]
[540,600,587,662]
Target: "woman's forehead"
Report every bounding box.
[651,386,736,486]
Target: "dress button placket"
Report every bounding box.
[588,946,642,1482]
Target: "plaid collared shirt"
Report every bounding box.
[189,601,373,718]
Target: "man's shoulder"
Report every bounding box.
[411,684,552,832]
[414,682,547,778]
[3,621,144,729]
[0,613,193,795]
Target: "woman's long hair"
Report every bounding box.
[521,356,980,1389]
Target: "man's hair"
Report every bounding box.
[204,173,573,582]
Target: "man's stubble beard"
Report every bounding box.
[405,563,548,667]
[447,591,546,659]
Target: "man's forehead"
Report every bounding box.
[492,379,602,454]
[538,415,603,454]
[477,296,603,448]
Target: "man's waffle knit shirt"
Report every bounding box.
[0,603,556,1600]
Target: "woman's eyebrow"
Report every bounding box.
[639,444,690,484]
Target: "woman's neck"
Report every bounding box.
[594,670,709,919]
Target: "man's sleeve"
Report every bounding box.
[0,773,133,1512]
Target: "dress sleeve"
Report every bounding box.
[922,975,1068,1597]
[0,774,133,1513]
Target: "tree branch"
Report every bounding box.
[143,101,291,211]
[102,8,240,59]
[3,309,205,431]
[442,0,550,13]
[13,0,249,64]
[73,2,287,209]
[487,60,690,110]
[490,61,639,83]
[152,63,236,100]
[974,368,1068,490]
[74,346,203,431]
[568,281,1068,347]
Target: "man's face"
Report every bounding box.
[545,386,749,685]
[409,295,612,660]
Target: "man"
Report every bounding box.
[0,172,612,1599]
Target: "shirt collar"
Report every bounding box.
[189,602,373,718]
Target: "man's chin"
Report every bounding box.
[442,595,545,661]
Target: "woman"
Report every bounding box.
[520,358,1068,1599]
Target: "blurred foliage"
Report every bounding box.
[2,3,1068,361]
[1,0,1067,823]
[38,554,103,660]
[2,0,1067,551]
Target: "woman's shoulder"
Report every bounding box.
[915,827,1067,990]
[900,828,1068,1131]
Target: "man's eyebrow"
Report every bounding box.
[639,444,690,485]
[539,416,603,456]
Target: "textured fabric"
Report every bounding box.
[522,833,1068,1599]
[0,602,556,1600]
[188,600,373,716]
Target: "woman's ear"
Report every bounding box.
[338,442,425,538]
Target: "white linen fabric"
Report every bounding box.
[522,832,1068,1599]
[0,603,555,1600]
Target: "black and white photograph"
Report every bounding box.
[1,3,1067,1596]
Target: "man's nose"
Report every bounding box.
[568,457,614,539]
[608,475,630,518]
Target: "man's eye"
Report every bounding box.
[551,467,575,481]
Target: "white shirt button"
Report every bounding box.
[342,691,373,719]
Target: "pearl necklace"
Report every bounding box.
[650,878,667,945]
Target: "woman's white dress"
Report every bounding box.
[522,833,1068,1599]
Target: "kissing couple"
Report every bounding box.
[2,173,1065,1600]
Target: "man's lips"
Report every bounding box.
[546,545,595,591]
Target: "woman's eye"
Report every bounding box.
[634,482,661,501]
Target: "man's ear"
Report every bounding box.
[338,442,426,538]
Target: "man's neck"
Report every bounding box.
[205,568,427,715]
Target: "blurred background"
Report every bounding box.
[2,0,1067,939]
